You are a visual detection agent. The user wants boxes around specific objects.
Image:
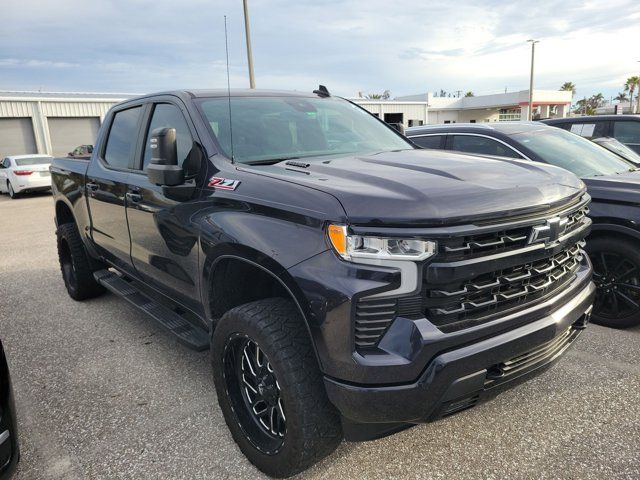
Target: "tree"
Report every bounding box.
[560,82,576,96]
[614,92,629,102]
[625,76,640,113]
[574,93,605,115]
[464,91,474,97]
[366,89,391,100]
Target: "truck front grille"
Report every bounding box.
[352,196,590,350]
[438,205,588,261]
[424,242,584,333]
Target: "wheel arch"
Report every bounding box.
[204,250,323,369]
[55,198,76,227]
[588,220,640,244]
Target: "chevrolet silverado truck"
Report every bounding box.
[51,88,595,478]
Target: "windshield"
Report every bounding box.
[197,96,412,164]
[593,137,640,166]
[510,127,634,177]
[15,157,52,166]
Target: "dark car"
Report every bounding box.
[50,90,594,477]
[542,115,640,154]
[407,122,640,328]
[67,145,93,159]
[0,340,19,478]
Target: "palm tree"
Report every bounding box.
[614,92,629,102]
[624,76,640,113]
[464,91,474,97]
[560,82,577,96]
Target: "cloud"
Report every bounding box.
[0,0,639,101]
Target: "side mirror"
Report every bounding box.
[147,127,184,186]
[388,122,405,135]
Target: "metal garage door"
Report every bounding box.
[48,117,100,157]
[0,118,37,159]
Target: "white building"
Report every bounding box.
[353,89,572,128]
[0,91,129,159]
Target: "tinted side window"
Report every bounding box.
[412,135,443,149]
[104,107,142,169]
[143,103,193,170]
[451,135,522,158]
[613,121,640,144]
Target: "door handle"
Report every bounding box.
[126,192,143,203]
[86,182,99,192]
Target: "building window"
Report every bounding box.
[444,120,451,124]
[498,108,521,121]
[408,120,424,127]
[470,120,476,123]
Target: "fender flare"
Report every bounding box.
[205,253,324,370]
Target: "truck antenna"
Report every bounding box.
[224,15,235,163]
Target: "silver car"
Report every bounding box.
[0,154,53,198]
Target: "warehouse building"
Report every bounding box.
[0,91,129,159]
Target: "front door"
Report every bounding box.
[125,101,203,312]
[86,105,143,272]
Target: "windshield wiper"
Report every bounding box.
[244,157,301,166]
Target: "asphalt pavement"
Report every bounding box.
[1,193,639,479]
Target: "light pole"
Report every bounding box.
[527,39,539,121]
[243,0,256,89]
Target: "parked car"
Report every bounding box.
[407,122,640,328]
[0,339,19,479]
[542,115,640,154]
[67,145,93,159]
[51,89,594,477]
[590,137,640,166]
[0,155,53,198]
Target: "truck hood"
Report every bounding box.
[242,149,585,226]
[583,170,640,204]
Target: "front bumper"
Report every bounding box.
[324,280,595,439]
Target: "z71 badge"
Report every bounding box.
[207,176,240,190]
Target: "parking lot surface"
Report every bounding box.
[0,193,639,479]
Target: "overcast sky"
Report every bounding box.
[2,0,639,103]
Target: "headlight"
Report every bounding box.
[327,224,436,261]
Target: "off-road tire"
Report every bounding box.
[587,236,640,328]
[211,298,342,478]
[56,223,105,300]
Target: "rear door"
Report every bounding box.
[86,104,144,272]
[125,99,203,311]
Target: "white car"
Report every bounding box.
[0,154,53,198]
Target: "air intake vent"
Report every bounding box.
[354,298,398,348]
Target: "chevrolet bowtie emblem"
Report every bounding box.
[528,216,569,245]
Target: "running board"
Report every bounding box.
[93,269,209,351]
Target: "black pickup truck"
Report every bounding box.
[51,88,595,477]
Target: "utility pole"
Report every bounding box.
[526,39,539,121]
[243,0,256,88]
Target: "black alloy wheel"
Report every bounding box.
[588,236,640,328]
[223,334,286,454]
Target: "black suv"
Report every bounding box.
[407,122,640,328]
[51,90,594,477]
[542,115,640,154]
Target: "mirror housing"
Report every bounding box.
[147,127,184,186]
